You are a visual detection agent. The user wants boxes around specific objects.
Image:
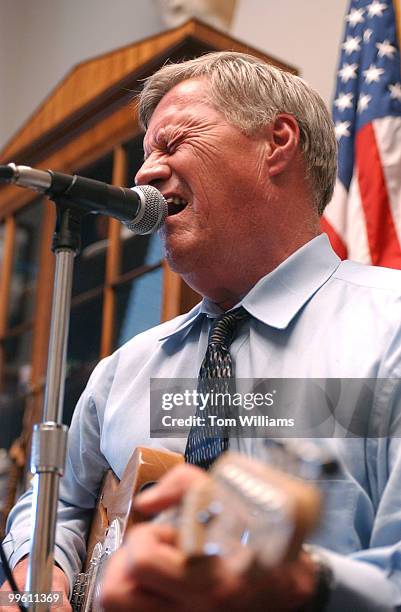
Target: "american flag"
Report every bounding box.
[322,0,401,267]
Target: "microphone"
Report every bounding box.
[0,163,167,235]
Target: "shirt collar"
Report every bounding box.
[158,234,341,341]
[243,233,341,329]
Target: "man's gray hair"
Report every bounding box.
[138,51,337,215]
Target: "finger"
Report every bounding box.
[124,523,185,581]
[121,588,177,612]
[124,522,178,549]
[102,526,183,611]
[124,524,233,605]
[0,605,22,612]
[122,523,220,604]
[102,580,175,612]
[134,464,209,514]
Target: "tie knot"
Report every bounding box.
[208,306,248,349]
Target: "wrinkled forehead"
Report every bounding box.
[150,77,212,121]
[143,78,214,143]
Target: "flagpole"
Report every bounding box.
[394,0,401,46]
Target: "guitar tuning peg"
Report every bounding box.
[196,500,223,525]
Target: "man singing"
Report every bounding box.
[3,52,401,611]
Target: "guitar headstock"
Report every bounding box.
[178,452,322,569]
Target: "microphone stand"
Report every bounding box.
[25,201,85,610]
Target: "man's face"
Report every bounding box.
[135,79,270,295]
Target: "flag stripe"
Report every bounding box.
[322,179,349,245]
[356,121,401,266]
[394,0,401,41]
[373,116,401,244]
[346,174,372,263]
[320,217,348,259]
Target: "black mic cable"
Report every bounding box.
[0,540,26,612]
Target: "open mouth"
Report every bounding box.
[165,196,188,216]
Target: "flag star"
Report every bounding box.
[364,29,373,43]
[334,92,354,111]
[335,121,351,140]
[376,39,397,58]
[338,63,358,82]
[389,82,401,101]
[358,93,372,112]
[363,63,385,84]
[346,7,365,26]
[342,35,361,55]
[367,1,387,17]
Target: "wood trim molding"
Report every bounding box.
[0,217,16,336]
[101,146,126,358]
[0,216,16,390]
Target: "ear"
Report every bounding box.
[266,114,300,177]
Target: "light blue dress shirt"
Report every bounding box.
[4,234,401,611]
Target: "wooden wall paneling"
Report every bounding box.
[0,105,141,219]
[0,216,16,389]
[101,146,127,358]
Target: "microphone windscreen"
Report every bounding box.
[127,185,167,234]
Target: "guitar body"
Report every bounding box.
[72,447,184,609]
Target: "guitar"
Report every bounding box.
[71,447,183,611]
[71,446,322,612]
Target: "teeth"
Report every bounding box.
[166,196,188,206]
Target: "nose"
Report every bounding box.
[135,154,171,186]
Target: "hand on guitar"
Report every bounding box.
[99,464,318,612]
[0,557,71,612]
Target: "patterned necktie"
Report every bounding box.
[185,306,249,470]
